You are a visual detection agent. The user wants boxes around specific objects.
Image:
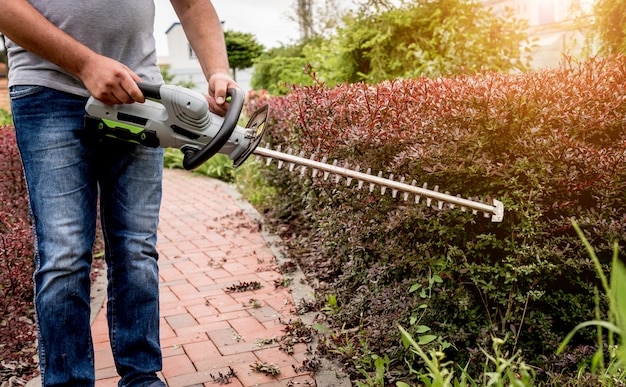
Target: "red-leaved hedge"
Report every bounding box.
[246,55,626,383]
[0,126,37,372]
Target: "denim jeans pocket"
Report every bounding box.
[9,85,45,100]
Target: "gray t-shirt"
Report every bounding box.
[6,0,163,97]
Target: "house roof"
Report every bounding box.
[165,22,181,35]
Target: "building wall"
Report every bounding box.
[484,0,586,69]
[165,23,208,93]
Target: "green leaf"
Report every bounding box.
[418,334,438,345]
[312,323,330,333]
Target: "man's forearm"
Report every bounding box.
[170,0,231,80]
[0,0,95,79]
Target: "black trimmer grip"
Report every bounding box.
[137,82,162,99]
[182,88,244,170]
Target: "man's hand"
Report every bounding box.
[207,72,240,116]
[78,54,144,105]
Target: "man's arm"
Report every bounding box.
[170,0,239,115]
[0,0,144,104]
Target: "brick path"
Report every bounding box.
[93,168,317,386]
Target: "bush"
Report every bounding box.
[245,55,626,384]
[0,125,37,372]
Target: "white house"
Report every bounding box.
[483,0,590,68]
[161,22,253,94]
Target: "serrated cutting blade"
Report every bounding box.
[252,145,505,223]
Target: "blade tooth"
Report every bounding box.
[434,186,443,209]
[313,155,327,178]
[389,174,396,197]
[363,168,371,190]
[443,191,451,209]
[447,193,455,209]
[306,153,316,177]
[392,175,404,198]
[457,195,467,212]
[324,159,337,181]
[410,180,419,203]
[419,182,427,205]
[285,148,296,171]
[426,184,436,207]
[480,198,491,218]
[345,162,353,186]
[403,179,412,201]
[275,145,284,169]
[377,171,385,194]
[320,156,329,179]
[298,151,308,176]
[265,156,273,167]
[368,168,375,192]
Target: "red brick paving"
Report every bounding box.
[92,168,316,386]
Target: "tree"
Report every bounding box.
[290,0,347,40]
[307,0,532,84]
[295,0,314,39]
[593,0,626,54]
[250,44,313,95]
[223,30,264,82]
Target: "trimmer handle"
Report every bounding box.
[182,88,244,170]
[137,82,162,99]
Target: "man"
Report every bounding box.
[0,1,238,386]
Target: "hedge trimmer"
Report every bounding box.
[84,83,504,222]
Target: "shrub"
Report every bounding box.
[245,55,626,384]
[0,125,37,371]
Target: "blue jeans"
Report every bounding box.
[10,86,164,387]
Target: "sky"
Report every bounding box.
[154,0,302,56]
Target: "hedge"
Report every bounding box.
[0,126,36,370]
[245,55,626,383]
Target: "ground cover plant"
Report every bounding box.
[244,55,626,385]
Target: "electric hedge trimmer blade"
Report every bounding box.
[252,145,504,223]
[84,83,505,223]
